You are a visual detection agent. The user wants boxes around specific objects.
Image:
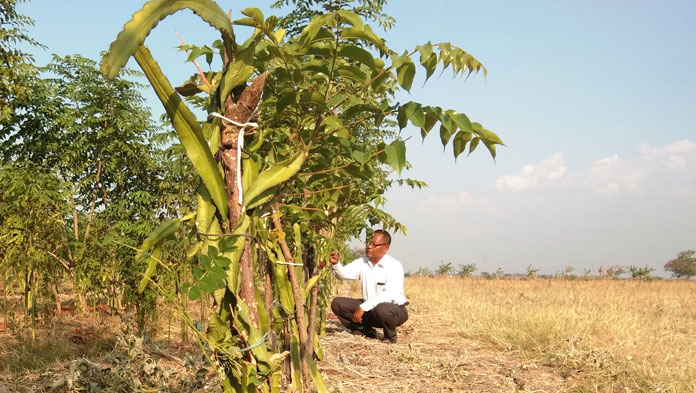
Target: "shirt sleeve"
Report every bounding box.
[359,260,405,311]
[331,257,363,280]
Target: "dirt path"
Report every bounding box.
[318,287,569,393]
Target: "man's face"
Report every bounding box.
[365,233,389,262]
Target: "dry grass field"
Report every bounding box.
[1,277,695,392]
[320,277,696,393]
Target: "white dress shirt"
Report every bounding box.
[332,253,408,311]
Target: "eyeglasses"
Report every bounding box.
[366,242,389,248]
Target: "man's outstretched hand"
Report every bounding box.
[329,251,339,265]
[352,307,364,323]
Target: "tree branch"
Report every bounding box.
[176,30,212,90]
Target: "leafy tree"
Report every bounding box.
[628,265,655,280]
[664,250,696,279]
[0,0,44,123]
[525,264,540,279]
[457,263,477,278]
[436,261,454,276]
[583,268,592,280]
[561,265,574,279]
[1,50,169,326]
[415,267,432,277]
[599,265,625,280]
[101,0,503,390]
[0,163,69,336]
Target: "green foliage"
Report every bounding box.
[100,0,503,390]
[664,250,696,279]
[415,267,432,277]
[458,263,477,278]
[436,261,454,276]
[628,265,655,281]
[0,163,69,315]
[0,0,44,123]
[525,264,540,279]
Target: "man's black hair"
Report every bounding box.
[373,229,391,245]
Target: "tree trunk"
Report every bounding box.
[71,197,79,241]
[306,248,320,357]
[51,283,61,314]
[219,73,267,328]
[83,157,102,244]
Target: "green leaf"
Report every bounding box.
[299,14,333,47]
[276,90,297,113]
[422,106,441,138]
[300,91,327,108]
[483,139,497,160]
[396,60,416,92]
[468,136,481,155]
[135,218,181,293]
[217,41,258,108]
[193,266,203,281]
[207,313,229,346]
[321,116,343,134]
[232,17,256,27]
[397,106,408,130]
[188,284,201,300]
[101,0,235,80]
[480,128,505,145]
[309,357,329,393]
[200,275,218,293]
[352,150,369,165]
[439,123,455,149]
[241,7,264,26]
[403,102,424,128]
[186,46,203,62]
[343,104,380,120]
[135,218,181,264]
[209,266,227,281]
[133,46,229,220]
[138,247,162,294]
[338,45,375,69]
[302,59,331,75]
[304,275,321,302]
[340,26,388,54]
[336,10,364,27]
[245,150,308,208]
[417,42,433,65]
[214,256,231,268]
[335,65,367,83]
[384,140,407,174]
[451,113,473,133]
[453,130,473,160]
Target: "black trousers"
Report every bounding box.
[331,297,408,341]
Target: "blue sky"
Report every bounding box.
[17,1,695,276]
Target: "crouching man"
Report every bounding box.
[329,230,409,343]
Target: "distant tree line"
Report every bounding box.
[406,250,696,280]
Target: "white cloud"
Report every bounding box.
[420,191,472,209]
[638,139,696,169]
[583,139,695,195]
[584,154,646,195]
[496,153,567,192]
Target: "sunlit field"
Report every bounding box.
[2,277,695,392]
[398,277,696,392]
